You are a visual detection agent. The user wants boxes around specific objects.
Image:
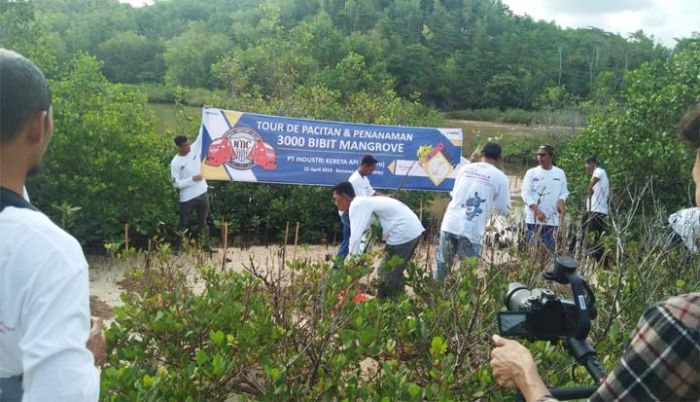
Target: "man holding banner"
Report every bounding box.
[171,135,213,252]
[332,181,424,298]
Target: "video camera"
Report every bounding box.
[497,256,607,401]
[498,255,596,341]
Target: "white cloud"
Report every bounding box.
[502,0,700,47]
[538,0,652,15]
[119,0,151,6]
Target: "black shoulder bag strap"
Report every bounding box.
[0,187,36,400]
[0,187,38,213]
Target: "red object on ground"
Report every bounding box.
[251,140,277,170]
[351,292,371,303]
[332,289,373,316]
[205,138,235,166]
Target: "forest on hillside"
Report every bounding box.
[5,0,697,111]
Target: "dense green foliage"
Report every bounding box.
[560,45,700,214]
[27,55,176,249]
[102,221,700,401]
[18,0,680,110]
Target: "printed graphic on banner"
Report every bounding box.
[197,107,464,192]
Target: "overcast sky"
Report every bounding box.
[501,0,700,47]
[120,0,699,47]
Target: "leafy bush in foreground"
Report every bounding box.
[102,206,700,401]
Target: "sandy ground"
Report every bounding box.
[88,243,337,319]
[88,238,517,321]
[89,176,525,319]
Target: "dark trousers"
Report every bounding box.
[177,192,210,247]
[526,224,557,250]
[0,375,23,402]
[337,212,350,260]
[377,235,422,298]
[570,212,608,262]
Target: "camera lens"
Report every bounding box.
[504,282,532,311]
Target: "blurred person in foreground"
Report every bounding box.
[0,49,104,401]
[490,105,700,401]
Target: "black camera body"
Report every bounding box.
[497,256,607,400]
[499,285,587,341]
[498,256,597,341]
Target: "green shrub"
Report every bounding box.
[444,108,502,122]
[559,46,700,214]
[27,54,175,250]
[445,108,587,129]
[102,217,700,401]
[501,134,572,168]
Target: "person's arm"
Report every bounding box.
[495,174,512,216]
[588,177,600,196]
[367,181,377,197]
[522,171,546,222]
[490,335,553,402]
[557,171,569,215]
[521,170,535,206]
[170,161,201,190]
[86,317,106,366]
[20,248,99,401]
[348,201,373,255]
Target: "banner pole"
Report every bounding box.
[419,195,424,221]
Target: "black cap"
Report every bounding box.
[482,143,502,159]
[536,144,555,155]
[360,154,378,166]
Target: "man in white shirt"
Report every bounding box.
[436,143,511,283]
[521,145,569,250]
[170,135,212,252]
[583,157,609,262]
[0,49,102,401]
[332,182,424,297]
[348,154,379,197]
[336,155,379,261]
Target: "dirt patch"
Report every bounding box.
[88,242,514,319]
[90,295,114,320]
[117,276,142,294]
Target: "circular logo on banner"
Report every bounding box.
[224,127,262,170]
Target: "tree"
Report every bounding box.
[559,46,700,213]
[164,22,232,88]
[97,31,165,83]
[29,54,174,248]
[0,0,56,73]
[481,72,523,109]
